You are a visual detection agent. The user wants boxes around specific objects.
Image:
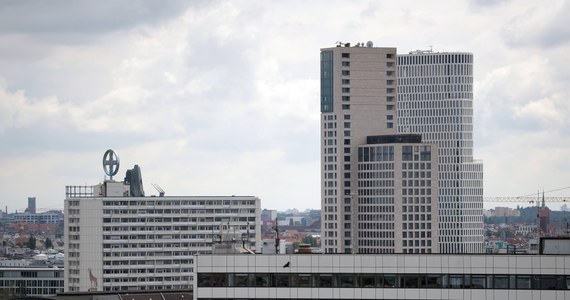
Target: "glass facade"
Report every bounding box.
[320,51,333,113]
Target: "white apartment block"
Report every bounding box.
[64,181,261,293]
[11,211,63,224]
[397,50,484,253]
[320,43,439,254]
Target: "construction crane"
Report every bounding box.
[484,186,570,204]
[484,197,568,203]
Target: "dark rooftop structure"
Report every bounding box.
[366,134,422,144]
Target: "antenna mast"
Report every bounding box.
[274,217,280,254]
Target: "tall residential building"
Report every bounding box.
[64,154,261,292]
[320,43,439,254]
[397,50,484,253]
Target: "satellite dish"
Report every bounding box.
[366,41,373,48]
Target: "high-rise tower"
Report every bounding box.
[320,43,439,254]
[397,50,484,253]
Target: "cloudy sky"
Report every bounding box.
[0,0,569,212]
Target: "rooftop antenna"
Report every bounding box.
[151,183,165,197]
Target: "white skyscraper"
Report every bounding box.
[397,50,484,253]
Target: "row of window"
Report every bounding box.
[0,279,62,286]
[398,75,473,86]
[103,284,191,292]
[102,200,256,206]
[101,209,256,215]
[197,273,570,290]
[399,83,473,94]
[398,53,473,65]
[399,64,473,77]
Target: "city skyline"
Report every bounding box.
[0,1,569,212]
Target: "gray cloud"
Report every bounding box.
[0,0,196,35]
[0,0,569,211]
[502,1,570,48]
[469,0,511,8]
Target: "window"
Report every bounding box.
[424,275,441,288]
[234,274,250,287]
[401,275,419,288]
[342,70,350,76]
[319,274,333,287]
[402,146,413,161]
[450,275,463,288]
[361,274,376,288]
[342,96,350,101]
[340,274,356,288]
[292,274,312,287]
[341,53,350,58]
[494,275,508,289]
[471,275,485,289]
[275,274,290,287]
[255,274,271,287]
[342,79,350,84]
[342,88,350,93]
[383,274,397,287]
[516,276,531,289]
[342,104,350,110]
[342,61,350,67]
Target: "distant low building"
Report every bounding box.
[493,207,520,217]
[9,211,63,224]
[0,266,64,297]
[516,224,537,236]
[261,209,277,221]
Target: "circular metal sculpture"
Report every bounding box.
[102,149,120,179]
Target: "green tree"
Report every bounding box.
[302,235,318,247]
[27,236,36,250]
[45,237,53,249]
